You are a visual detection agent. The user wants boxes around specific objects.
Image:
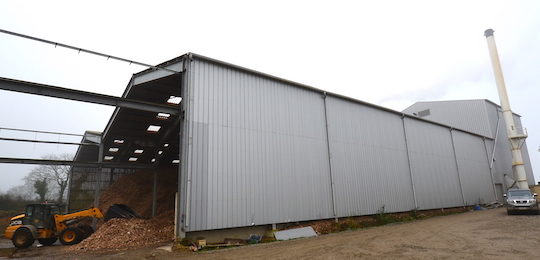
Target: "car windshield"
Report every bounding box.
[508,190,532,197]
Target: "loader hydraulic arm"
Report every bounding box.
[54,207,104,231]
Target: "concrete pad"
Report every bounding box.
[274,227,317,240]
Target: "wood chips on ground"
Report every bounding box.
[67,210,174,252]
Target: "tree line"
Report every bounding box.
[0,154,71,213]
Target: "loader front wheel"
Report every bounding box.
[12,228,34,248]
[59,228,83,245]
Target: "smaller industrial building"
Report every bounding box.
[65,53,534,240]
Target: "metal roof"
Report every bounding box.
[92,53,498,166]
[100,72,182,165]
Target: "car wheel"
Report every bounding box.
[12,228,34,248]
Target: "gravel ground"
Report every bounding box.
[4,207,540,259]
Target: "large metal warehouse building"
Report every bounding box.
[67,53,534,240]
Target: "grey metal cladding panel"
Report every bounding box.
[484,101,501,137]
[493,140,512,186]
[403,100,493,138]
[186,59,334,231]
[492,113,512,186]
[404,118,463,209]
[484,139,501,184]
[452,131,496,204]
[326,97,415,216]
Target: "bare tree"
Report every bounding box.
[24,154,73,203]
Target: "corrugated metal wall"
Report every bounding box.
[325,97,415,216]
[183,59,334,231]
[403,118,464,209]
[403,100,493,138]
[452,131,496,204]
[405,100,535,188]
[181,57,500,232]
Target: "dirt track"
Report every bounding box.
[180,207,539,260]
[4,207,540,259]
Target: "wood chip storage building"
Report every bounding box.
[67,53,534,240]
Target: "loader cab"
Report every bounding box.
[23,204,60,230]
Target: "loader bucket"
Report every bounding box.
[104,204,140,221]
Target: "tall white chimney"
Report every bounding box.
[484,29,529,190]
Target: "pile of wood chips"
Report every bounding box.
[98,168,177,219]
[67,210,174,252]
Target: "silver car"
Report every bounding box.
[504,189,540,215]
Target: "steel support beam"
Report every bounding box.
[0,157,154,169]
[0,127,84,137]
[0,28,181,74]
[0,77,180,115]
[152,169,158,217]
[0,137,99,146]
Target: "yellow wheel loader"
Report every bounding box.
[4,203,103,248]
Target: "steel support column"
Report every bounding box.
[93,140,104,208]
[175,57,189,240]
[152,169,158,217]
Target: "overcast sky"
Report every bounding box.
[0,0,539,192]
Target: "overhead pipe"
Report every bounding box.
[484,29,529,190]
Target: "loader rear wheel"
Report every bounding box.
[38,237,57,246]
[12,228,34,248]
[59,227,83,245]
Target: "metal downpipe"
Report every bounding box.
[401,116,418,210]
[322,92,339,221]
[450,129,467,206]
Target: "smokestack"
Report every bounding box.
[484,29,529,190]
